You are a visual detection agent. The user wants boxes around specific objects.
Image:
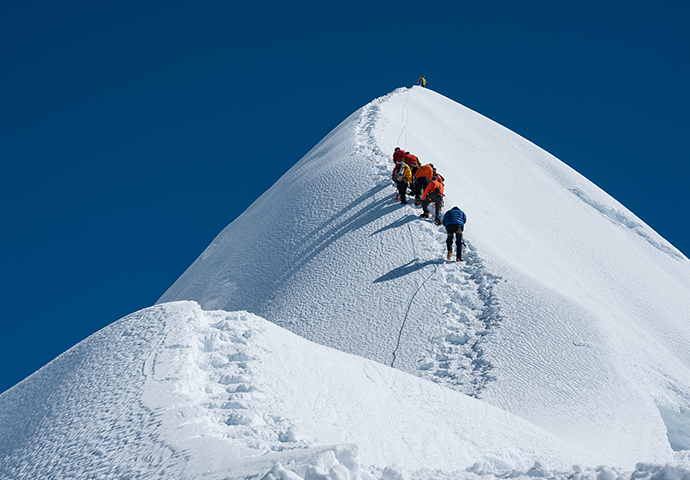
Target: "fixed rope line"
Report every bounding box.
[396,89,410,146]
[391,263,439,368]
[391,224,438,368]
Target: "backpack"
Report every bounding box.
[394,163,405,182]
[404,154,419,167]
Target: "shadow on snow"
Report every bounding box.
[374,259,444,284]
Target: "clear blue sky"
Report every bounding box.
[1,1,689,394]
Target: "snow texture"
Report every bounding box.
[3,87,690,479]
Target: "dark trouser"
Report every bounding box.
[395,180,409,203]
[446,224,464,258]
[415,177,429,201]
[422,193,443,223]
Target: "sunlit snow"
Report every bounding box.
[2,87,690,479]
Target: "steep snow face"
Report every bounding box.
[157,87,690,466]
[4,88,690,476]
[0,302,605,478]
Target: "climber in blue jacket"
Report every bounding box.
[442,206,467,262]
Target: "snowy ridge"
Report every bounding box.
[158,86,690,466]
[0,305,185,477]
[5,300,687,479]
[3,301,690,479]
[569,187,684,260]
[4,87,690,477]
[369,90,509,398]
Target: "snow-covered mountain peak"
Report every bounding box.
[3,87,690,478]
[159,86,690,464]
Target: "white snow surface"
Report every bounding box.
[3,87,690,479]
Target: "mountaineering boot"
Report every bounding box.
[420,212,430,218]
[447,250,452,261]
[457,256,464,262]
[435,220,441,226]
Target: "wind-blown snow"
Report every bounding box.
[0,302,584,475]
[0,301,686,479]
[3,87,690,478]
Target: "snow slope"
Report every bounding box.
[159,87,690,466]
[0,302,612,478]
[3,87,690,478]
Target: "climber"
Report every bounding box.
[417,76,427,88]
[420,175,444,224]
[403,151,420,193]
[404,151,420,171]
[393,147,407,164]
[392,159,412,204]
[442,206,467,262]
[414,163,434,204]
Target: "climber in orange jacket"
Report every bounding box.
[420,175,444,224]
[414,163,434,204]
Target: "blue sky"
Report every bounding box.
[1,1,689,394]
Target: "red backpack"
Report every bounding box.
[404,154,419,167]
